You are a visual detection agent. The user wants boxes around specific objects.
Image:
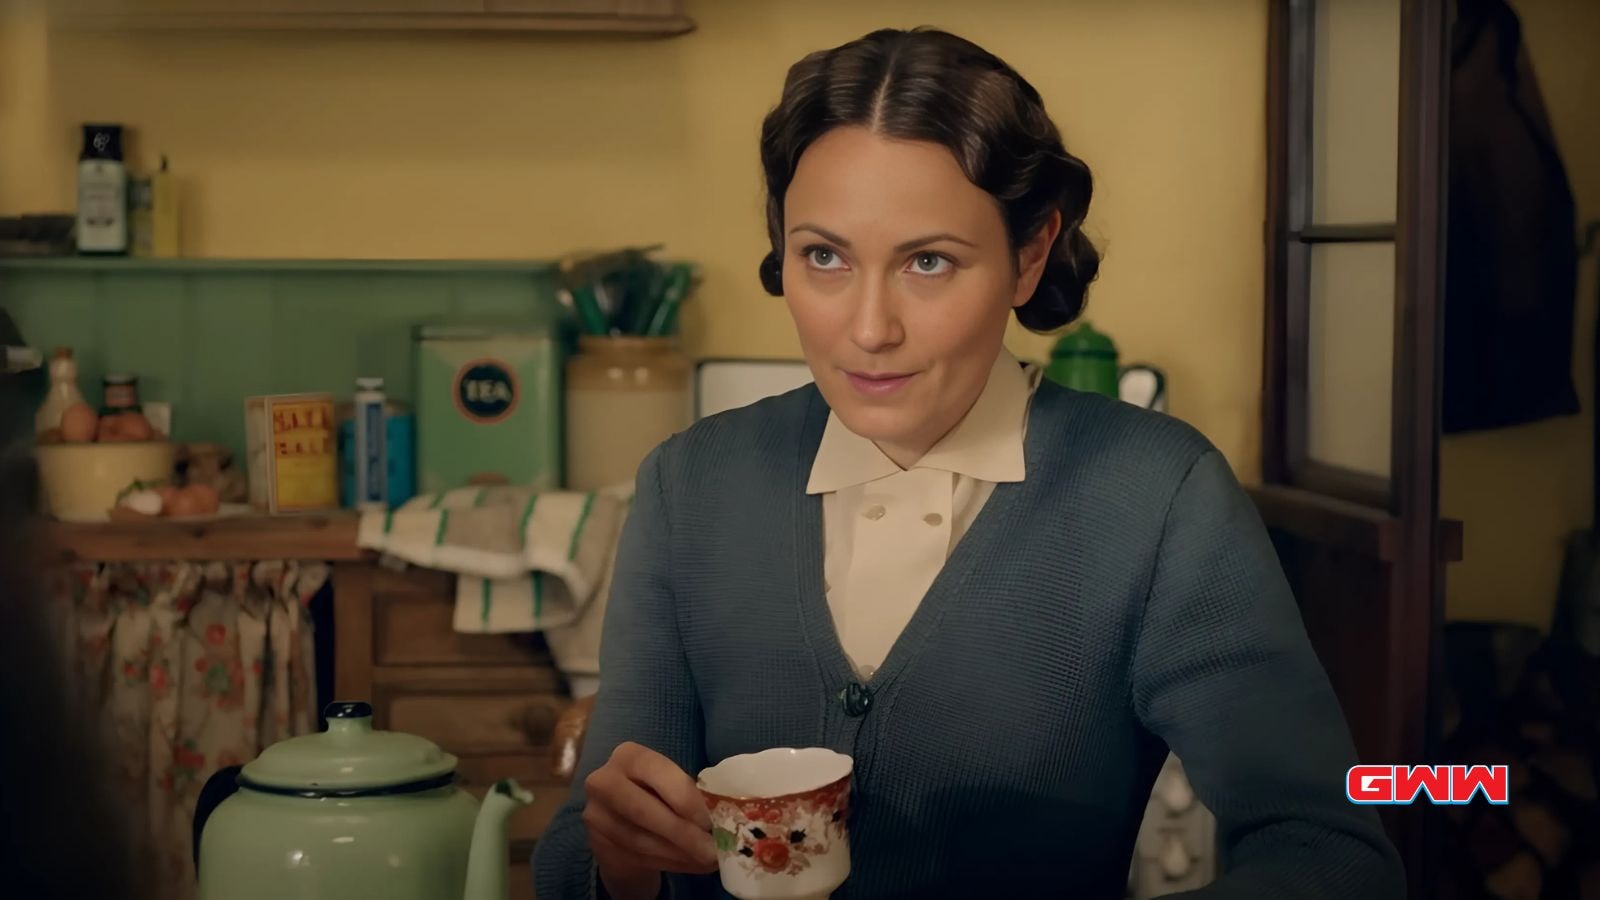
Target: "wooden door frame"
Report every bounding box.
[1261,0,1451,741]
[1392,0,1450,799]
[1260,0,1453,891]
[1392,0,1451,888]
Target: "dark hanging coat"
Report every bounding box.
[1443,0,1580,433]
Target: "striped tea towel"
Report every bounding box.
[541,484,631,684]
[356,484,627,634]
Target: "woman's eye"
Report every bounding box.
[909,252,951,275]
[805,247,845,270]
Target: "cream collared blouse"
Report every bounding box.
[805,350,1043,679]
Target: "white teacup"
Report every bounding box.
[698,747,853,900]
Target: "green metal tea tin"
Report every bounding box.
[414,324,561,493]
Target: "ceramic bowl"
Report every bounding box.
[698,748,853,900]
[35,440,177,522]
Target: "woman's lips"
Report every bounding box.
[844,371,915,396]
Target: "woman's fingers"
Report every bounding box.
[630,750,713,831]
[584,798,697,868]
[583,743,718,874]
[601,776,717,870]
[587,805,718,876]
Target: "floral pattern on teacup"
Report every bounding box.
[705,775,850,877]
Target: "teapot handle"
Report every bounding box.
[192,764,243,876]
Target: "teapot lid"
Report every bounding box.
[239,701,457,796]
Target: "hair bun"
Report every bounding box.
[1016,224,1099,332]
[758,251,784,297]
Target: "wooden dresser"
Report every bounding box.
[51,512,575,900]
[334,562,571,900]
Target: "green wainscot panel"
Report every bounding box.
[0,260,568,463]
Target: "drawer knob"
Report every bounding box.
[519,704,557,743]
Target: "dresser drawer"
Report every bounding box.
[381,689,565,755]
[371,568,554,667]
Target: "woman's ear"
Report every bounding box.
[1012,209,1063,308]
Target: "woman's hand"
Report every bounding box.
[584,741,718,899]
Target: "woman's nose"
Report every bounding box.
[849,281,904,353]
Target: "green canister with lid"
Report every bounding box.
[1045,320,1120,397]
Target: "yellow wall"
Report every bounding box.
[1441,0,1599,630]
[0,0,1270,476]
[0,4,54,213]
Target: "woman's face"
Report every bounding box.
[781,126,1055,464]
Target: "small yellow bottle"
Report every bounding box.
[150,154,180,258]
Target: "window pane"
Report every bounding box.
[1311,0,1401,224]
[1307,241,1394,477]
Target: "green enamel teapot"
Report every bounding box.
[194,701,532,900]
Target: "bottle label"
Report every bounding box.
[266,397,338,511]
[77,161,127,251]
[103,382,138,411]
[356,399,386,506]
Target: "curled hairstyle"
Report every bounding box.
[758,27,1100,333]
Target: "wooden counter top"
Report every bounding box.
[46,512,365,563]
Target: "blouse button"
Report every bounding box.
[863,504,886,521]
[922,512,943,526]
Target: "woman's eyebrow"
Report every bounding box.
[788,223,851,247]
[892,233,977,253]
[787,223,978,253]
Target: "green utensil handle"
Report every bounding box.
[645,265,694,337]
[569,283,610,336]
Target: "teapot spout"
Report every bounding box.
[464,778,535,900]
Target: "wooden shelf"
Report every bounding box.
[50,12,695,36]
[47,511,365,563]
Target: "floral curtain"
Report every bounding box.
[48,559,327,900]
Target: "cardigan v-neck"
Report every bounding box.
[792,375,1036,701]
[804,352,1043,678]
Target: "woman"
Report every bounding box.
[536,27,1403,899]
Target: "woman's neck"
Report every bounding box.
[872,390,984,469]
[874,439,926,470]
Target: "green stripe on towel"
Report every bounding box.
[474,487,487,507]
[383,507,395,534]
[434,510,450,546]
[532,572,544,620]
[480,579,493,625]
[429,491,445,509]
[519,495,539,542]
[567,491,596,561]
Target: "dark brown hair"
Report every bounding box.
[758,27,1100,333]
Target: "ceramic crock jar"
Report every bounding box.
[193,701,531,900]
[564,335,692,490]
